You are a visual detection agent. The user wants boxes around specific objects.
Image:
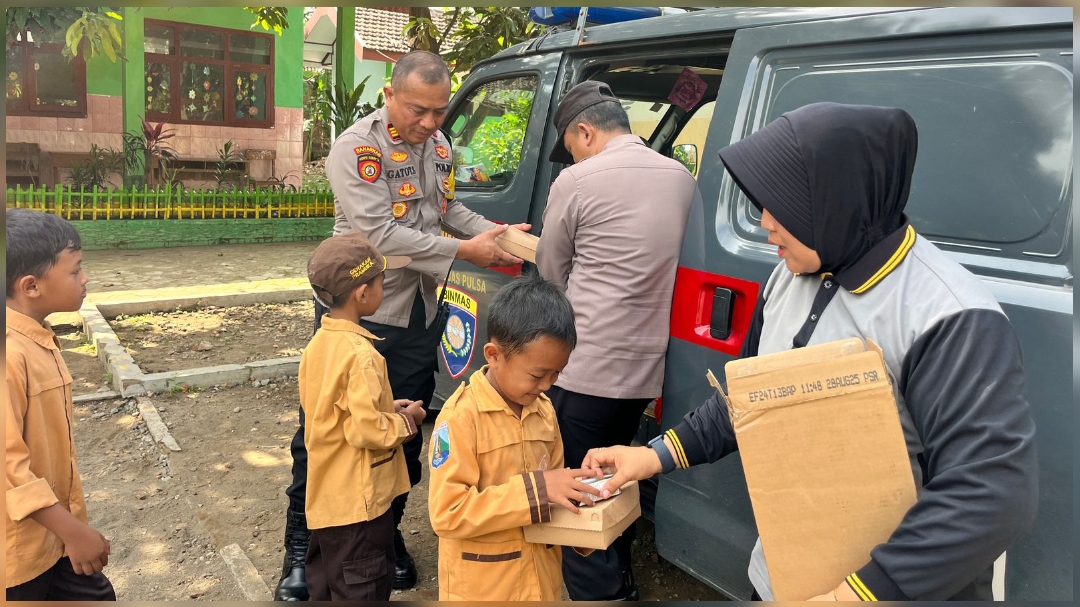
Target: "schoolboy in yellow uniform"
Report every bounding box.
[6,209,115,601]
[301,233,427,600]
[428,275,603,601]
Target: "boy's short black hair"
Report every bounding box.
[6,208,82,295]
[486,274,576,356]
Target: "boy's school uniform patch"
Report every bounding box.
[432,422,451,469]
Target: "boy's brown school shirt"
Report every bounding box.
[299,316,416,529]
[6,307,88,587]
[428,368,565,601]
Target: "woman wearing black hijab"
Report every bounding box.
[582,103,1038,601]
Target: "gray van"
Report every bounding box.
[430,7,1072,601]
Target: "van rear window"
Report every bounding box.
[736,37,1072,262]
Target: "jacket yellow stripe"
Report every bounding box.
[847,573,877,601]
[665,429,688,469]
[852,225,916,294]
[664,430,683,468]
[845,575,870,601]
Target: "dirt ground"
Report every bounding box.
[108,301,314,373]
[55,243,727,601]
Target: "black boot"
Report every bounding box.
[274,509,310,601]
[610,569,640,601]
[393,528,417,590]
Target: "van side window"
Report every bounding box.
[672,101,715,178]
[624,99,671,140]
[445,75,538,190]
[731,39,1072,264]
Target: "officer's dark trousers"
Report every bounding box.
[547,384,652,601]
[286,291,437,533]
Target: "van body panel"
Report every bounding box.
[654,8,1072,601]
[436,6,1072,600]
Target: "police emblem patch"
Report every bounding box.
[358,159,380,183]
[431,422,451,469]
[442,173,455,200]
[355,146,382,183]
[435,145,450,160]
[390,151,408,162]
[392,201,409,219]
[387,123,402,142]
[437,286,477,379]
[398,182,416,197]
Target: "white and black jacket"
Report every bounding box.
[664,227,1039,600]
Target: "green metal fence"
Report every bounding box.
[5,184,336,220]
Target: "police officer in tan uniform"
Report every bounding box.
[275,51,524,600]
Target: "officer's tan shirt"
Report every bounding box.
[428,368,564,601]
[537,134,699,399]
[300,317,417,529]
[326,106,496,328]
[6,307,88,587]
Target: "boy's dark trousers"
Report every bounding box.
[278,291,435,599]
[306,510,395,601]
[6,557,116,601]
[548,385,652,601]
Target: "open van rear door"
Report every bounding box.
[432,52,563,405]
[654,7,1072,601]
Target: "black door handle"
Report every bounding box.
[709,287,735,340]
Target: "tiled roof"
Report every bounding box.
[354,7,453,55]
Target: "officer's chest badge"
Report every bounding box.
[390,151,408,162]
[398,182,417,197]
[435,145,450,160]
[391,201,409,219]
[442,174,455,200]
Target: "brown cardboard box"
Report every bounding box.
[522,480,640,550]
[494,227,538,264]
[718,338,917,600]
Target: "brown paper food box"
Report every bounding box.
[717,337,917,601]
[494,227,539,264]
[522,480,641,550]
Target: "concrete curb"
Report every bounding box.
[73,391,121,404]
[136,397,182,452]
[77,282,308,398]
[219,543,273,601]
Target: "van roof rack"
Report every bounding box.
[528,7,712,46]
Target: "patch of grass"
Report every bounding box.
[169,384,185,393]
[70,338,97,356]
[118,313,155,327]
[102,372,113,384]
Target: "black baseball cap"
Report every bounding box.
[548,80,620,164]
